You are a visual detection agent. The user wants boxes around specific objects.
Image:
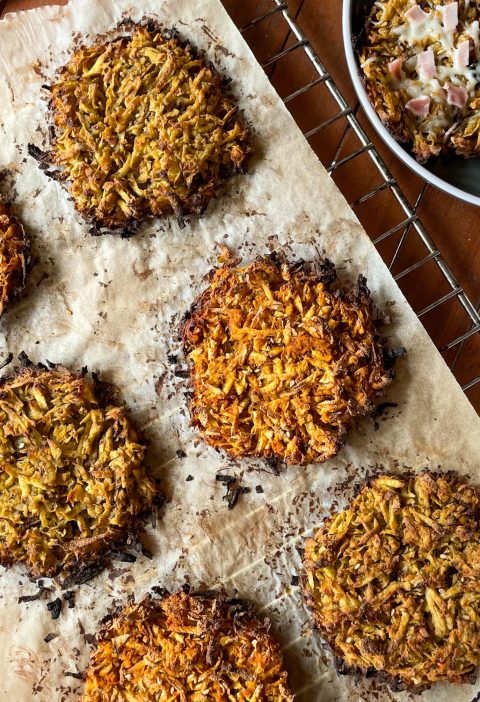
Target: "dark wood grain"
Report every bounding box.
[2,0,479,411]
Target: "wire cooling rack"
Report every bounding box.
[229,0,480,412]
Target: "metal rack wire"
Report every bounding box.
[235,0,480,410]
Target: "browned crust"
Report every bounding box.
[302,471,480,692]
[29,19,251,234]
[82,589,294,701]
[181,252,398,466]
[0,199,31,315]
[0,361,158,578]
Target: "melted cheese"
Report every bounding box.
[391,2,480,109]
[464,19,480,54]
[392,6,455,52]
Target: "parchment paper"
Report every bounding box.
[0,1,479,700]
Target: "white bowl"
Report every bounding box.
[342,0,480,207]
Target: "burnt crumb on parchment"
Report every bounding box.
[0,351,13,370]
[174,368,190,379]
[290,575,300,586]
[227,485,251,510]
[255,485,264,493]
[61,563,105,590]
[63,590,75,608]
[18,583,49,603]
[109,550,137,563]
[47,597,62,619]
[78,619,97,646]
[215,473,236,486]
[375,402,398,416]
[64,671,84,681]
[215,473,251,510]
[44,632,57,643]
[264,456,282,475]
[151,585,170,598]
[186,474,194,482]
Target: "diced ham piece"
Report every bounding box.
[405,95,431,118]
[454,39,470,69]
[417,50,437,80]
[443,2,458,32]
[444,82,468,107]
[388,57,404,81]
[405,4,428,23]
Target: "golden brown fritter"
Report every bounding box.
[303,473,480,690]
[83,590,293,701]
[360,0,480,161]
[181,253,394,466]
[36,20,251,232]
[0,199,30,315]
[0,365,156,577]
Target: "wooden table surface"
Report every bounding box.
[1,0,479,413]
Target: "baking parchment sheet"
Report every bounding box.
[0,0,479,699]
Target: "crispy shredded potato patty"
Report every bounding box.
[0,199,30,315]
[303,473,480,690]
[43,21,251,230]
[0,366,156,577]
[83,590,293,701]
[182,254,393,465]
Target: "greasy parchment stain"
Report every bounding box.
[0,1,479,701]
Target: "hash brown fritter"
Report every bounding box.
[35,20,251,232]
[360,0,480,162]
[303,473,480,690]
[0,365,156,578]
[83,590,293,701]
[0,199,30,315]
[181,253,395,466]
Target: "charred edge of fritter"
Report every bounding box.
[299,571,429,693]
[32,19,251,235]
[0,199,32,314]
[0,361,161,580]
[300,470,480,693]
[93,587,268,648]
[60,512,165,586]
[152,587,259,619]
[0,505,161,582]
[3,492,162,582]
[0,361,118,410]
